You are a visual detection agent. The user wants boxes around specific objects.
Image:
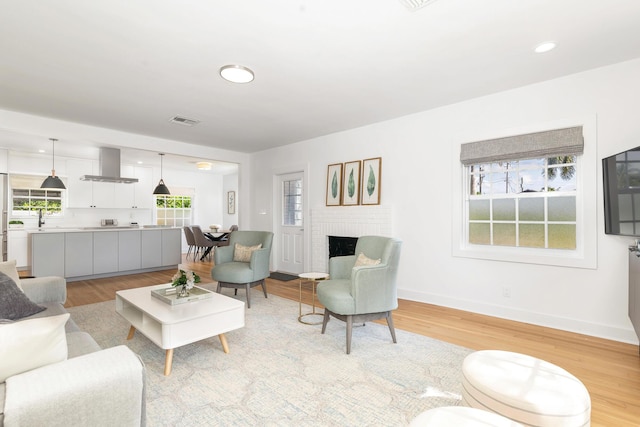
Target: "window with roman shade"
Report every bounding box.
[460,126,584,250]
[460,126,584,165]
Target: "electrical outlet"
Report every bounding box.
[502,287,511,298]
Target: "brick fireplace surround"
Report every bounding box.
[310,206,393,272]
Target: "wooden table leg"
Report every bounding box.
[218,333,230,353]
[164,349,174,376]
[126,325,136,340]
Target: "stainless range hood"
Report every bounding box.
[80,147,138,184]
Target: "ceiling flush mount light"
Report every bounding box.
[220,65,254,83]
[153,153,170,195]
[534,41,557,53]
[41,138,66,189]
[196,161,212,170]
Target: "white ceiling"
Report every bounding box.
[1,0,640,160]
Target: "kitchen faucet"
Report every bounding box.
[38,209,45,228]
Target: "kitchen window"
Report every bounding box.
[10,174,64,217]
[155,194,193,227]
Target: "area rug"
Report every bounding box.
[268,271,299,281]
[67,287,470,426]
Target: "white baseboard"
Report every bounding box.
[397,288,639,345]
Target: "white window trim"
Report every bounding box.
[452,115,597,269]
[10,174,66,218]
[154,193,194,227]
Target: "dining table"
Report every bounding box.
[200,230,230,261]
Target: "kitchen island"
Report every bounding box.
[29,227,182,281]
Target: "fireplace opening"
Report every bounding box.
[328,235,358,258]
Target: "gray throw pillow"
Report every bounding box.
[0,271,46,320]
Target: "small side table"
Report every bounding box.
[298,272,329,325]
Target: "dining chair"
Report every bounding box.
[191,225,215,261]
[183,226,196,260]
[217,225,238,247]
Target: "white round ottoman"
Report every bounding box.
[461,350,591,427]
[410,406,523,426]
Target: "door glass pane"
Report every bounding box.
[283,178,303,226]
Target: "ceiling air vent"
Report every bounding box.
[399,0,438,11]
[170,116,200,126]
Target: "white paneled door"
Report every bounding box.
[278,172,304,274]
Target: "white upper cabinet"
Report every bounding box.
[114,165,152,209]
[114,165,135,208]
[67,160,151,209]
[134,166,153,209]
[66,159,115,208]
[67,159,96,208]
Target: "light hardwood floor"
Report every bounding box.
[55,257,640,426]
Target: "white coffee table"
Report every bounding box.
[115,284,245,375]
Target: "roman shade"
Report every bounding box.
[460,126,584,166]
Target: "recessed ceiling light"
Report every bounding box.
[220,65,254,83]
[38,149,45,153]
[534,41,557,53]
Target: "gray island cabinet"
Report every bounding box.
[30,228,181,281]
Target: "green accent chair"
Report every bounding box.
[211,230,274,308]
[317,236,402,354]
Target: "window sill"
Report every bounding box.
[453,243,596,269]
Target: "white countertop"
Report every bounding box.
[26,226,180,234]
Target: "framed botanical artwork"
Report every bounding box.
[227,191,235,214]
[342,160,361,206]
[326,163,343,206]
[361,157,382,205]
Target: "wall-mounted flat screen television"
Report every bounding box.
[603,146,640,236]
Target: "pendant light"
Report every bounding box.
[41,138,66,189]
[153,153,170,195]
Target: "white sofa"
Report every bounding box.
[0,276,146,427]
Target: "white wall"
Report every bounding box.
[249,58,640,344]
[222,174,239,229]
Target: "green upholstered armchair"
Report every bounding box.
[317,236,402,354]
[211,230,274,308]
